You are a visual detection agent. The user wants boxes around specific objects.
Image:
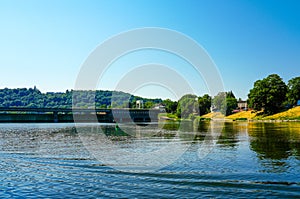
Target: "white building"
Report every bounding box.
[136,100,144,109]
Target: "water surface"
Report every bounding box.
[0,122,299,198]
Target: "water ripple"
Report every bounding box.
[0,123,300,198]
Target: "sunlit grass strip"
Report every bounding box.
[263,106,300,120]
[226,110,258,120]
[201,112,225,119]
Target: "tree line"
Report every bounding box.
[174,74,300,118]
[0,87,162,109]
[248,74,300,114]
[172,91,237,119]
[0,74,299,118]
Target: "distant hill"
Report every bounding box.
[0,87,162,109]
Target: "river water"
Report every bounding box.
[0,122,299,198]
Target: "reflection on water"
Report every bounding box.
[0,122,299,198]
[217,122,240,148]
[248,122,300,173]
[249,122,300,159]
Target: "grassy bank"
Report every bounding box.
[262,106,300,120]
[159,106,300,122]
[158,113,179,121]
[226,110,258,121]
[225,106,300,121]
[200,112,225,119]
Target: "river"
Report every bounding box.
[0,121,299,198]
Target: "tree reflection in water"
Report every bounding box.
[248,122,300,172]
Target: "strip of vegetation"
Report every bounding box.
[0,74,299,122]
[233,118,248,121]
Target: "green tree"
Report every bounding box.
[0,88,163,109]
[286,76,300,106]
[212,91,237,116]
[248,74,287,114]
[162,99,177,113]
[144,101,154,108]
[176,94,198,118]
[225,97,237,116]
[212,92,226,112]
[198,94,211,116]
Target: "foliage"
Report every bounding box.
[0,87,162,109]
[248,74,287,114]
[166,113,178,119]
[176,94,198,119]
[235,118,248,121]
[286,76,300,106]
[176,93,221,119]
[144,101,155,108]
[212,91,237,116]
[212,92,226,112]
[225,97,238,116]
[162,99,178,113]
[174,93,212,119]
[198,94,211,116]
[2,74,298,117]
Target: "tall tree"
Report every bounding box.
[248,74,287,114]
[162,99,177,113]
[212,92,226,112]
[144,101,155,108]
[286,77,300,106]
[225,97,237,116]
[176,94,198,118]
[198,94,211,116]
[212,91,237,116]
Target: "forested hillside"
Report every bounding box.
[0,87,162,109]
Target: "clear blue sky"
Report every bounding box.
[1,0,300,100]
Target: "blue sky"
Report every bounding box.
[0,0,300,100]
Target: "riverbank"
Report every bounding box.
[161,106,300,122]
[226,106,300,121]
